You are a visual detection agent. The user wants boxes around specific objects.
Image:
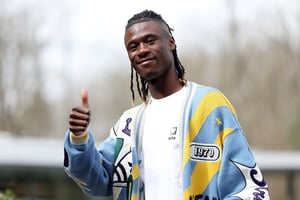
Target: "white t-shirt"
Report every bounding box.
[140,86,187,200]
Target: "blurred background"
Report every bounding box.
[0,0,299,199]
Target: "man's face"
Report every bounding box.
[124,21,175,81]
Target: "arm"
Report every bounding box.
[215,96,270,199]
[64,130,115,197]
[218,128,269,199]
[63,88,115,197]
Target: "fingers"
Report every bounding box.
[70,108,90,121]
[69,107,90,135]
[81,88,89,108]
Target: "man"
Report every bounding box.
[64,10,270,200]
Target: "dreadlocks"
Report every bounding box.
[126,10,187,104]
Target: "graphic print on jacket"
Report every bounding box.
[113,137,134,199]
[182,86,269,200]
[112,113,139,199]
[113,138,132,187]
[232,161,268,199]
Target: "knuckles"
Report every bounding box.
[72,106,90,114]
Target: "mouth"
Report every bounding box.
[136,57,155,65]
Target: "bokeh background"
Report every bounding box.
[0,0,299,199]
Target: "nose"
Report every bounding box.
[136,43,149,56]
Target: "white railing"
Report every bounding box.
[254,150,300,200]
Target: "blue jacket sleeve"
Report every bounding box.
[216,108,270,199]
[64,130,115,197]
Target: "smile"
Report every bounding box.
[136,57,155,65]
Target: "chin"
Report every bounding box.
[141,74,157,82]
[137,71,154,80]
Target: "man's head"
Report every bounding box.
[125,10,186,103]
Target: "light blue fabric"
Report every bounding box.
[64,82,270,200]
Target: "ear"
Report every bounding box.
[169,36,176,50]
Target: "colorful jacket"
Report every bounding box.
[64,82,270,200]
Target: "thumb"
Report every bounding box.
[81,88,89,108]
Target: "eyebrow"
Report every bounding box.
[126,33,158,48]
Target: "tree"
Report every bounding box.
[0,3,52,136]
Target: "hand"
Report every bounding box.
[69,88,91,136]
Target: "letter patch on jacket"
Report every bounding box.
[190,143,221,162]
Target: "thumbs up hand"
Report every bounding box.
[69,89,91,136]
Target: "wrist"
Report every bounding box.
[70,130,89,145]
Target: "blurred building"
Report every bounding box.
[0,131,95,200]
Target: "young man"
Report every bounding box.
[64,10,270,200]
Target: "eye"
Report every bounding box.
[146,37,156,45]
[127,43,137,52]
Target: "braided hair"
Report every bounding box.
[126,10,186,104]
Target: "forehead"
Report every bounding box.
[124,21,170,43]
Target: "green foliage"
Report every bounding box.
[0,189,20,200]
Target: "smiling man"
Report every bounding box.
[64,10,270,200]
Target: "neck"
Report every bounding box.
[148,75,183,99]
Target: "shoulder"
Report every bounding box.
[188,81,220,93]
[112,103,146,134]
[186,81,236,114]
[122,103,145,116]
[187,81,224,102]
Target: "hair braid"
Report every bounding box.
[130,65,135,105]
[127,10,186,104]
[135,69,143,101]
